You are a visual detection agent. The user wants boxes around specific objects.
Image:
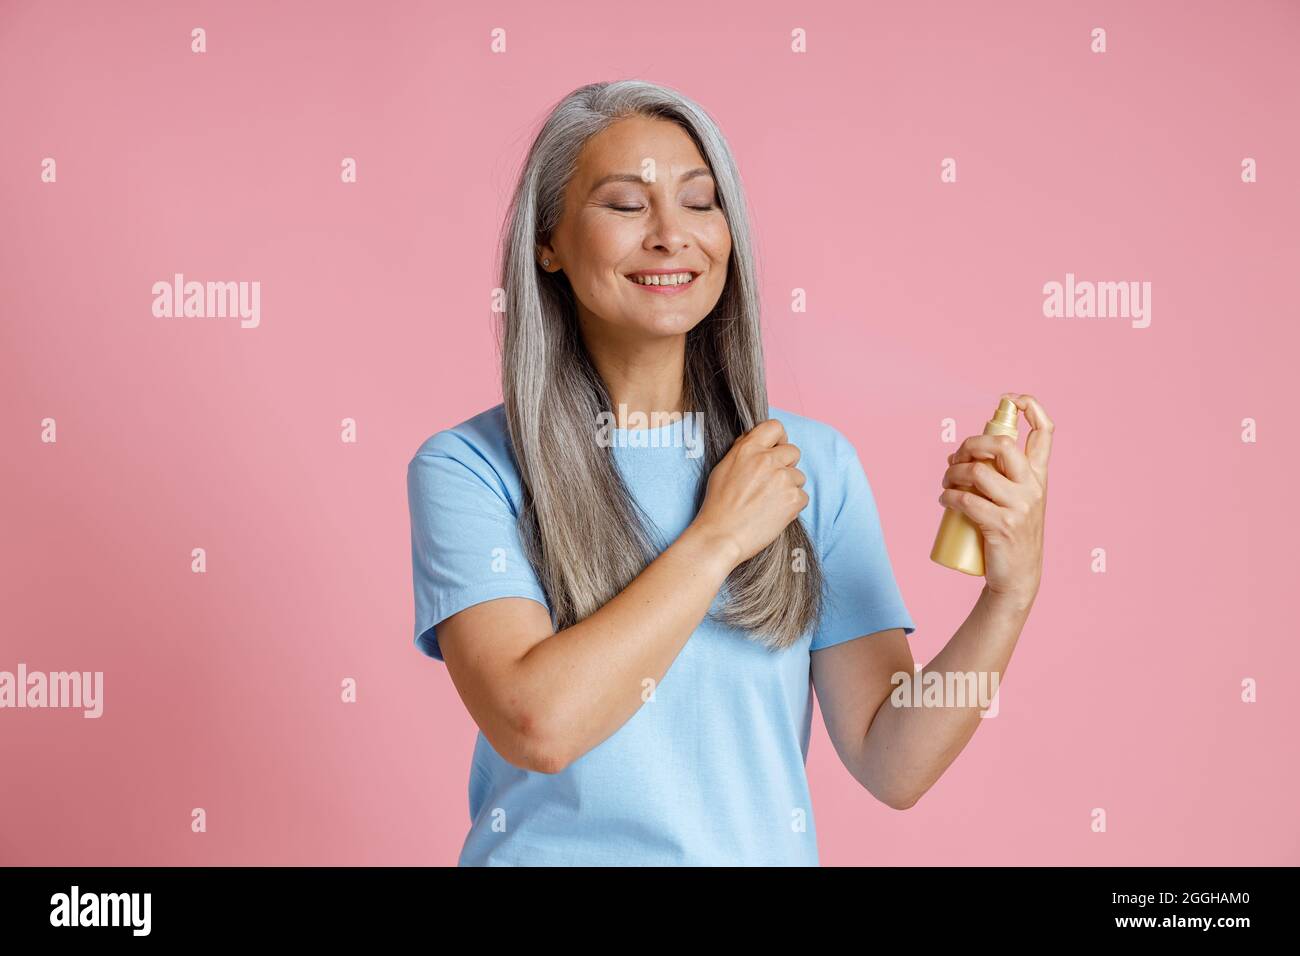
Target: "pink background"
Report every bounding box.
[2,0,1297,865]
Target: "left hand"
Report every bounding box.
[939,393,1054,608]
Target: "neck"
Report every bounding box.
[581,323,688,429]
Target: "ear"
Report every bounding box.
[536,242,558,270]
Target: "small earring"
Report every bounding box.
[542,258,550,267]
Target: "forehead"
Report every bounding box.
[575,115,709,184]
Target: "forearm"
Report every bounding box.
[857,585,1033,808]
[516,523,739,769]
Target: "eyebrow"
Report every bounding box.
[588,167,714,193]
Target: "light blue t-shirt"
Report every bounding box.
[406,403,915,866]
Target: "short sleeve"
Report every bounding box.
[809,429,916,652]
[406,440,551,662]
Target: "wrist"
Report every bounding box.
[678,522,744,578]
[982,583,1037,617]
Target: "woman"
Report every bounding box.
[406,80,1052,866]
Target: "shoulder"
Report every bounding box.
[407,404,523,510]
[766,407,871,548]
[767,406,854,463]
[409,403,509,461]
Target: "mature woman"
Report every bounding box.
[406,79,1051,866]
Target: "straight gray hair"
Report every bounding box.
[495,80,823,651]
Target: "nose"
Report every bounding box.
[643,203,688,253]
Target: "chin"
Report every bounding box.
[640,312,706,337]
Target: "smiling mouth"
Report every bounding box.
[624,271,700,288]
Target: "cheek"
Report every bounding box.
[701,222,732,265]
[568,243,626,301]
[582,217,641,265]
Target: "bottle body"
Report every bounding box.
[930,398,1020,576]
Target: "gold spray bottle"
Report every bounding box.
[930,397,1020,576]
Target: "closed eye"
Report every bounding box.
[608,204,715,212]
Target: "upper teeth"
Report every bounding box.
[631,272,694,286]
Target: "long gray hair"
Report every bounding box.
[495,80,823,651]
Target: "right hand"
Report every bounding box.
[690,418,808,567]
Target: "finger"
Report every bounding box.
[999,393,1053,481]
[938,486,1001,531]
[948,435,1030,483]
[769,442,801,467]
[747,418,788,449]
[943,460,1018,506]
[789,466,807,487]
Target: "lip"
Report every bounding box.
[624,269,700,296]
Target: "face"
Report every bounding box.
[538,115,732,342]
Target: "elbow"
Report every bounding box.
[884,792,920,811]
[851,762,919,811]
[498,708,574,775]
[885,783,930,810]
[516,737,571,775]
[873,781,922,811]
